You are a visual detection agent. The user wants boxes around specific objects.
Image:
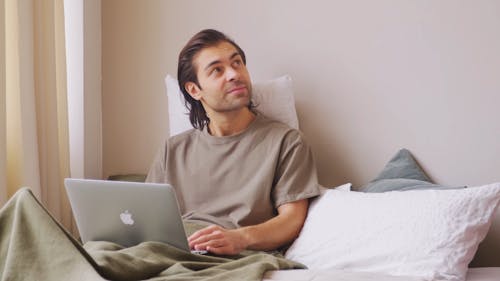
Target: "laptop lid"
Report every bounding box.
[64,178,190,251]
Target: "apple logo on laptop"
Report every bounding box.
[120,210,134,225]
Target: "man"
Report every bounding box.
[147,29,320,255]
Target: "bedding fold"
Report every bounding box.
[0,188,104,281]
[0,188,304,281]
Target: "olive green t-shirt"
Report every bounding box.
[146,114,321,229]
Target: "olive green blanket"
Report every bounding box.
[0,188,304,281]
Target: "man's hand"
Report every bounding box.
[188,225,249,255]
[188,199,309,255]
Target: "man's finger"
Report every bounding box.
[189,234,213,248]
[188,225,219,242]
[189,231,225,248]
[195,238,226,250]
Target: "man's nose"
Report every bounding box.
[226,66,240,81]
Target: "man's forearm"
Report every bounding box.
[238,199,309,251]
[188,199,310,255]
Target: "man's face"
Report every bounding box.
[185,41,252,115]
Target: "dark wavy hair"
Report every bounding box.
[177,29,252,130]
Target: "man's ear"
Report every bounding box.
[185,82,202,101]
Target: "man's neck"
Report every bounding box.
[207,108,256,137]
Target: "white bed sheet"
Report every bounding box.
[262,268,500,281]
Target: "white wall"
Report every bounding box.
[102,0,500,187]
[64,0,85,178]
[65,0,102,179]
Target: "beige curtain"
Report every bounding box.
[1,0,75,233]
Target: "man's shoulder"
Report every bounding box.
[249,115,311,153]
[256,114,305,140]
[167,128,199,147]
[255,113,297,132]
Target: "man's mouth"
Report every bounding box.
[227,85,247,95]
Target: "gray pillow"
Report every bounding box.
[360,148,463,192]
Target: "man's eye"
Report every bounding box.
[211,67,221,75]
[233,60,242,66]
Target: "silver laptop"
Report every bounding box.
[64,178,206,254]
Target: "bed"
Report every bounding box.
[259,149,500,281]
[262,187,500,281]
[102,166,500,281]
[263,268,500,281]
[2,176,499,281]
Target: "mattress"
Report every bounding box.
[262,268,500,281]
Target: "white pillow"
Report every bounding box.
[286,183,500,281]
[318,183,352,194]
[165,74,299,136]
[166,75,191,136]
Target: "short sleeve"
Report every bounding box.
[146,141,168,183]
[272,130,321,207]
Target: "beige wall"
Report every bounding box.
[102,0,500,187]
[83,0,102,179]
